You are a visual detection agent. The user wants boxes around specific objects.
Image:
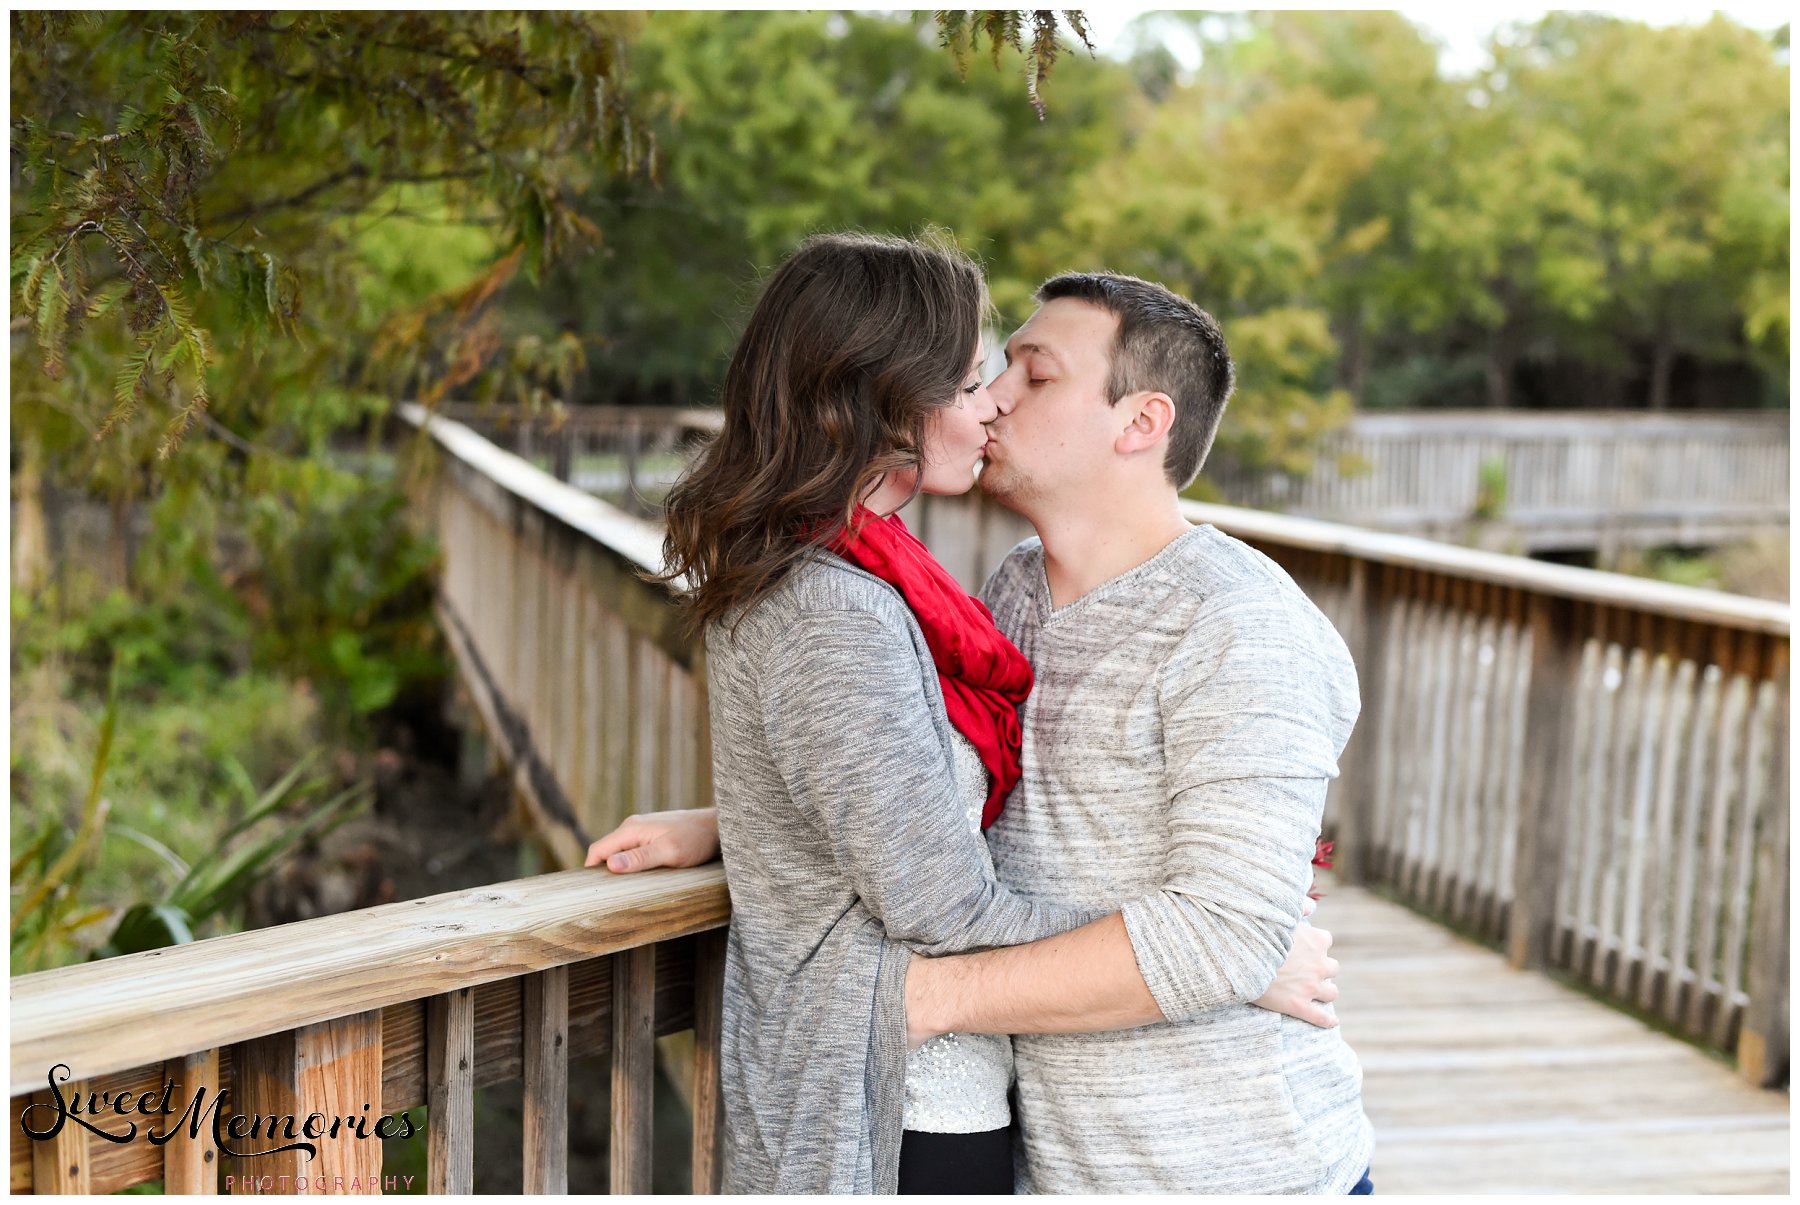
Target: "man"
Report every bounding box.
[590,271,1371,1193]
[901,273,1372,1192]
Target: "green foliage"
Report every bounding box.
[1473,458,1509,522]
[523,11,1133,404]
[240,469,447,725]
[92,754,372,960]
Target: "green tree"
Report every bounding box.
[1493,13,1790,408]
[521,10,1132,405]
[1026,43,1381,479]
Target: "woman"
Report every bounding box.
[585,232,1324,1194]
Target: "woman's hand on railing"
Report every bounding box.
[1252,919,1340,1030]
[585,807,722,873]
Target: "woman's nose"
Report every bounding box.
[976,382,1000,423]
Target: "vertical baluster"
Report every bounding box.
[1553,618,1600,968]
[1509,593,1581,973]
[1668,628,1722,1030]
[1712,632,1770,1051]
[602,609,630,827]
[523,968,569,1194]
[1639,634,1694,1016]
[27,1076,90,1192]
[237,1011,384,1193]
[1574,616,1621,982]
[1415,574,1454,904]
[1494,589,1529,939]
[691,929,728,1193]
[610,946,656,1194]
[1598,641,1650,994]
[161,1049,221,1194]
[428,988,475,1193]
[1332,558,1384,885]
[1738,640,1789,1086]
[1687,628,1750,1039]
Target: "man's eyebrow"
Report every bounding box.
[1003,339,1061,365]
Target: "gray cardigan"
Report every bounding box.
[703,550,1093,1194]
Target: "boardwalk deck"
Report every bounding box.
[1325,876,1790,1194]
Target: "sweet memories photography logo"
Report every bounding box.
[19,1063,417,1160]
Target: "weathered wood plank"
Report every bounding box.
[691,928,727,1194]
[1510,595,1581,972]
[609,945,656,1194]
[427,988,475,1194]
[521,967,569,1194]
[152,1049,220,1194]
[10,868,728,1096]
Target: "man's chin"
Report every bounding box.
[975,470,1031,515]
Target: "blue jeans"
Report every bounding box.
[1349,1167,1374,1195]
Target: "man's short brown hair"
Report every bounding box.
[1035,272,1234,489]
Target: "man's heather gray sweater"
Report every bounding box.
[703,551,1094,1194]
[981,526,1374,1193]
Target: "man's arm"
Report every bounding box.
[907,589,1355,1042]
[905,911,1339,1046]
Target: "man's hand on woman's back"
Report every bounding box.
[584,807,721,872]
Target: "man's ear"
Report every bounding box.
[1115,391,1175,457]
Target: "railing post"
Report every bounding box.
[427,988,475,1193]
[522,967,570,1193]
[1509,595,1582,971]
[690,928,727,1193]
[235,1011,384,1193]
[161,1049,221,1193]
[1333,557,1387,886]
[1737,645,1789,1088]
[609,944,656,1193]
[26,1078,90,1192]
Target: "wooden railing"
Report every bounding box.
[9,867,729,1193]
[430,402,721,519]
[1206,409,1790,554]
[394,403,1788,1085]
[900,489,1790,1087]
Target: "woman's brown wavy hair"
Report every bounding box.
[651,230,989,633]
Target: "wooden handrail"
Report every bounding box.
[9,867,726,1097]
[1179,501,1789,635]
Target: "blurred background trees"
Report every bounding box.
[9,9,1789,969]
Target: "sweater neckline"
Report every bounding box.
[1035,524,1210,627]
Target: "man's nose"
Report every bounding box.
[988,375,1017,416]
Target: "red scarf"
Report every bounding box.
[827,508,1032,828]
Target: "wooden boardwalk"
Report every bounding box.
[1325,876,1790,1194]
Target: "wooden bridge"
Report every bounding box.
[438,403,1791,558]
[1208,409,1790,559]
[8,404,1788,1193]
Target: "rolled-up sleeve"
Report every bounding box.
[757,605,1088,955]
[1119,591,1357,1023]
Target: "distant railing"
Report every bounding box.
[8,867,729,1194]
[430,403,721,519]
[1207,410,1790,553]
[901,491,1790,1087]
[390,404,1787,1087]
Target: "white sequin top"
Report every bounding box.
[901,728,1013,1133]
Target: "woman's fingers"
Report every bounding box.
[585,818,653,870]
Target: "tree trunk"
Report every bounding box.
[12,428,50,595]
[1485,327,1514,409]
[1648,337,1675,411]
[1336,308,1369,400]
[108,488,133,591]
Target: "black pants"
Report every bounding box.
[897,1126,1015,1195]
